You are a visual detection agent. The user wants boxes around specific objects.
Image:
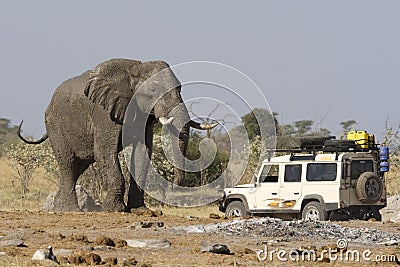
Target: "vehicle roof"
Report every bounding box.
[263,152,376,164]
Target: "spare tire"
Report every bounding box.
[356,172,383,204]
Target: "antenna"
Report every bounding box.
[316,106,332,134]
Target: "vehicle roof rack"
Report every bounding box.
[266,144,380,154]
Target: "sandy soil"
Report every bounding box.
[0,211,399,266]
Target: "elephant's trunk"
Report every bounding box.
[163,105,190,186]
[173,124,189,186]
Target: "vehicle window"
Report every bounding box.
[306,163,337,181]
[260,164,279,183]
[351,160,374,179]
[284,164,302,182]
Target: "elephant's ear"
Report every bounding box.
[84,59,141,124]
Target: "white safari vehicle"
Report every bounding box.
[219,132,389,221]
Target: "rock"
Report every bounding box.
[104,257,118,265]
[122,257,138,266]
[380,195,400,222]
[387,195,400,209]
[209,213,221,219]
[94,236,115,247]
[380,208,400,223]
[67,233,89,243]
[85,252,102,265]
[93,246,115,251]
[0,252,6,257]
[130,207,162,217]
[32,246,59,264]
[129,221,164,229]
[0,238,24,247]
[76,245,94,251]
[377,240,398,246]
[200,242,231,255]
[114,238,127,248]
[176,217,400,245]
[186,215,199,220]
[68,254,86,264]
[126,239,171,248]
[42,185,103,212]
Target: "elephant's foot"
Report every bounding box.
[53,191,81,212]
[103,198,127,212]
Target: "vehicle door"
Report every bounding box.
[279,163,303,210]
[253,163,281,210]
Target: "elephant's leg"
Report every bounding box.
[127,142,148,209]
[52,155,84,212]
[127,120,154,210]
[94,132,127,212]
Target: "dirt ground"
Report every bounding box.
[0,211,400,266]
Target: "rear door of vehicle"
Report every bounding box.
[279,163,303,210]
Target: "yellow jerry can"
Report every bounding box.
[347,130,370,148]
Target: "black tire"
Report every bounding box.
[356,172,383,204]
[225,201,249,218]
[302,201,328,221]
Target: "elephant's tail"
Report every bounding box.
[18,120,48,144]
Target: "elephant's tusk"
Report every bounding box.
[201,122,219,130]
[189,120,219,130]
[159,116,174,125]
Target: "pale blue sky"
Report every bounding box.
[1,1,399,141]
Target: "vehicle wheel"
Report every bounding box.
[302,201,328,221]
[356,172,383,204]
[225,201,248,218]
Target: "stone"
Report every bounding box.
[122,257,138,266]
[200,242,231,255]
[104,257,118,265]
[125,239,171,248]
[68,254,86,264]
[32,246,59,264]
[176,217,400,245]
[114,238,127,248]
[42,185,103,212]
[380,208,400,223]
[209,213,221,219]
[387,195,400,209]
[76,245,94,251]
[0,238,24,247]
[377,240,398,246]
[130,207,162,217]
[129,221,164,229]
[94,236,115,247]
[85,252,102,265]
[186,215,199,220]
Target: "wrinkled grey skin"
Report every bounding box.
[19,59,216,212]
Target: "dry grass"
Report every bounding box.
[0,157,222,217]
[1,154,399,215]
[0,157,57,211]
[385,169,400,196]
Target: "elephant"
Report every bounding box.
[18,58,217,212]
